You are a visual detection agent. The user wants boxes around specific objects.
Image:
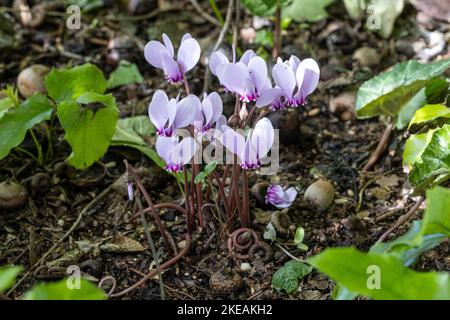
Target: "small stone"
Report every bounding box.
[304,180,335,212]
[329,91,356,121]
[209,270,243,295]
[17,64,49,98]
[0,181,28,210]
[352,47,381,67]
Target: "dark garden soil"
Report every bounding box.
[0,0,449,300]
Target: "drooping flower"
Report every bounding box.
[265,184,298,209]
[144,33,201,83]
[156,136,199,172]
[210,50,271,103]
[148,90,199,137]
[256,56,320,110]
[193,92,224,133]
[220,117,274,170]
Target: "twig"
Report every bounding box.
[363,122,394,172]
[7,184,113,296]
[189,0,221,27]
[203,0,234,92]
[377,196,425,243]
[136,196,165,300]
[109,234,191,298]
[274,243,308,263]
[272,3,282,59]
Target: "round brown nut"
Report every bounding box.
[17,64,49,98]
[209,270,243,295]
[0,181,28,210]
[304,180,335,212]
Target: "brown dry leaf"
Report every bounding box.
[100,235,145,253]
[376,175,401,189]
[370,187,390,200]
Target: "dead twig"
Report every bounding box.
[189,0,221,27]
[377,196,425,243]
[363,122,394,172]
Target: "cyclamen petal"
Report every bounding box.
[265,185,298,209]
[156,136,198,172]
[209,51,229,76]
[144,33,201,84]
[295,58,320,105]
[220,117,274,170]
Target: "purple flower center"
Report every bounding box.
[157,127,173,137]
[166,73,183,84]
[240,161,261,170]
[165,164,183,172]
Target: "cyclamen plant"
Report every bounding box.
[142,31,319,231]
[118,33,319,297]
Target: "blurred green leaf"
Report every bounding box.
[0,266,23,293]
[284,0,334,22]
[107,60,144,89]
[23,278,106,300]
[255,30,274,48]
[409,104,450,128]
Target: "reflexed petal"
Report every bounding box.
[217,63,246,96]
[288,55,301,72]
[177,38,201,74]
[171,137,199,165]
[296,58,320,98]
[202,97,214,126]
[162,33,174,58]
[166,99,178,128]
[207,92,223,124]
[255,87,283,107]
[284,187,298,203]
[220,128,245,161]
[148,90,169,129]
[144,40,168,69]
[248,56,268,92]
[174,94,201,129]
[272,62,296,96]
[161,51,182,82]
[181,33,192,42]
[156,136,178,163]
[250,117,274,159]
[209,51,229,75]
[239,50,257,65]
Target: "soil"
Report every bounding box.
[0,0,449,300]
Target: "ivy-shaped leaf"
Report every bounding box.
[409,124,450,189]
[45,64,107,104]
[310,247,450,300]
[272,260,312,293]
[356,59,450,119]
[107,60,144,89]
[0,94,53,160]
[57,92,118,169]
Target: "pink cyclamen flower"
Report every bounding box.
[220,117,274,170]
[144,33,200,83]
[193,92,224,133]
[156,136,198,172]
[148,90,199,137]
[257,56,320,110]
[210,50,271,103]
[265,185,297,209]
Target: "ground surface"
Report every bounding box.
[0,0,449,300]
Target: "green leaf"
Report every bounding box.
[309,247,450,300]
[334,187,450,300]
[409,124,450,188]
[255,30,274,48]
[57,92,118,169]
[0,94,53,160]
[293,227,308,250]
[356,59,450,119]
[204,161,217,175]
[23,278,106,300]
[284,0,334,22]
[272,260,313,293]
[45,64,107,104]
[241,0,289,17]
[409,104,450,128]
[396,88,427,129]
[107,60,144,89]
[0,265,23,293]
[194,171,207,184]
[403,130,435,166]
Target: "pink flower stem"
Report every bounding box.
[124,160,171,252]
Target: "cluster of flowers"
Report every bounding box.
[144,33,319,208]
